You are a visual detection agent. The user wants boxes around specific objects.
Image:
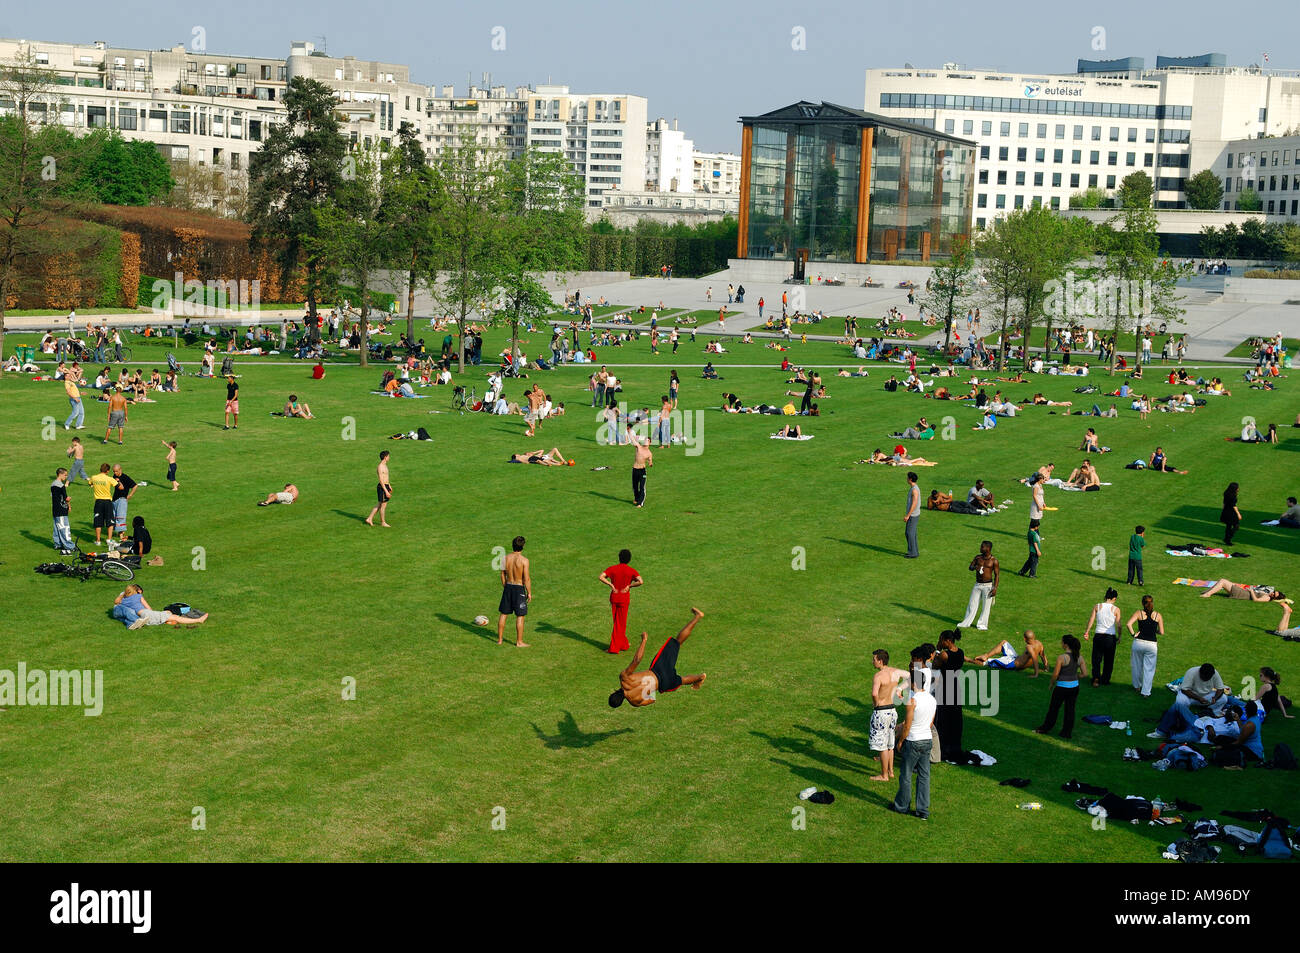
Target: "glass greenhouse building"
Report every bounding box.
[738,101,976,264]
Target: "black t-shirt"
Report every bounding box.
[133,528,152,556]
[51,481,69,517]
[113,473,136,501]
[227,381,238,400]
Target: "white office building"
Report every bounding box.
[1209,134,1300,220]
[865,54,1300,228]
[526,85,648,207]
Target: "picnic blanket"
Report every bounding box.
[1166,546,1228,558]
[1172,578,1219,588]
[369,390,428,398]
[770,433,814,440]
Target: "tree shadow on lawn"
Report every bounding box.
[535,621,607,651]
[434,612,498,643]
[532,711,632,750]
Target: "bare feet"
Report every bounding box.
[364,518,373,526]
[515,641,531,648]
[869,774,890,782]
[693,673,708,690]
[381,522,391,528]
[691,607,704,619]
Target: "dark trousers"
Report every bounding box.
[1223,517,1239,545]
[1019,552,1039,577]
[1039,684,1079,737]
[904,515,919,557]
[1126,558,1143,585]
[632,467,647,506]
[1091,633,1117,685]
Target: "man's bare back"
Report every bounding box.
[502,551,528,585]
[872,666,907,707]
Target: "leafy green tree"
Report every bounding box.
[380,122,441,343]
[918,236,976,352]
[1003,205,1085,368]
[1117,171,1153,210]
[1068,187,1111,209]
[1185,169,1225,210]
[81,131,173,206]
[1236,187,1262,212]
[975,218,1021,370]
[246,77,348,321]
[1096,205,1184,373]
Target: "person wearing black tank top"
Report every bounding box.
[1126,595,1163,697]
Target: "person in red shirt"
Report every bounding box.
[599,549,643,653]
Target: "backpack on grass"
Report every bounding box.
[1259,815,1293,859]
[1270,743,1297,770]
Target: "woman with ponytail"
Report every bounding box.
[1034,634,1087,739]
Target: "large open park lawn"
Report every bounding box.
[1,327,1297,861]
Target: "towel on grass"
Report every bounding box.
[1172,578,1218,588]
[769,433,814,440]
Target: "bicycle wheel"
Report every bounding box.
[118,345,133,363]
[99,559,135,582]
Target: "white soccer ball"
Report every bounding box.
[473,615,489,627]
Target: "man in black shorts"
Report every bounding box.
[609,608,707,708]
[496,535,532,647]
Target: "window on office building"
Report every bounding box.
[1015,171,1025,185]
[1073,125,1083,139]
[1037,123,1047,138]
[1224,178,1232,193]
[1143,153,1153,167]
[998,146,1008,161]
[1055,124,1065,139]
[1125,152,1135,166]
[944,118,954,134]
[1018,122,1028,136]
[1051,172,1062,187]
[995,193,1006,209]
[1016,147,1026,161]
[1014,195,1024,209]
[1090,150,1099,165]
[1109,126,1119,141]
[1053,149,1063,163]
[1033,171,1043,186]
[997,170,1007,185]
[1127,128,1137,142]
[1106,175,1116,188]
[982,120,992,135]
[1088,174,1098,187]
[1108,152,1117,166]
[978,169,988,184]
[1070,173,1080,187]
[1091,126,1101,140]
[997,121,1009,136]
[1050,196,1061,209]
[1035,148,1045,162]
[980,145,990,160]
[977,193,987,208]
[1072,149,1081,164]
[977,216,987,229]
[963,119,973,135]
[1146,129,1156,143]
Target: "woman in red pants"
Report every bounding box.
[600,550,642,653]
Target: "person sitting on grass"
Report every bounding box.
[722,392,744,413]
[969,630,1047,676]
[509,447,568,466]
[702,362,720,380]
[258,484,299,506]
[112,584,208,629]
[1200,580,1287,602]
[892,418,934,440]
[1080,428,1105,453]
[284,395,315,419]
[1067,460,1101,490]
[1149,446,1187,474]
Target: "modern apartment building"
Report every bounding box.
[526,85,648,207]
[692,150,741,194]
[865,54,1300,228]
[425,80,529,156]
[645,117,694,192]
[1211,134,1300,220]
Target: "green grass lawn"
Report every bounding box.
[1,326,1297,861]
[1226,338,1298,360]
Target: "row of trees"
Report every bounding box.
[921,201,1183,375]
[246,77,586,369]
[1199,219,1300,261]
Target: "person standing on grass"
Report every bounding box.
[891,661,936,820]
[1019,520,1041,578]
[934,630,966,760]
[1127,525,1145,585]
[600,549,642,654]
[66,437,88,484]
[903,471,920,558]
[51,467,73,554]
[365,450,393,527]
[670,327,679,355]
[163,441,179,491]
[1084,588,1121,687]
[630,425,653,508]
[103,386,128,445]
[497,535,531,648]
[1221,482,1241,547]
[63,374,84,431]
[1034,634,1086,739]
[1126,594,1162,698]
[223,374,239,430]
[111,464,137,542]
[657,395,673,447]
[869,649,908,782]
[958,541,998,629]
[88,463,116,546]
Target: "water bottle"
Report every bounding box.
[1126,724,1132,737]
[1018,802,1042,811]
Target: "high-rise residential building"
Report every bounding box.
[423,80,529,156]
[691,150,741,194]
[865,54,1300,229]
[645,117,693,192]
[526,85,648,207]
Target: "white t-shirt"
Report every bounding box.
[1094,602,1118,635]
[907,692,937,742]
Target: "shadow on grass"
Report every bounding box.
[827,537,901,558]
[435,612,497,643]
[535,621,607,651]
[890,602,952,623]
[332,509,370,524]
[531,711,632,750]
[588,491,630,504]
[1155,505,1300,556]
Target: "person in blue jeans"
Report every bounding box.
[891,662,936,819]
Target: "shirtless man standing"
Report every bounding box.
[497,535,532,648]
[608,608,707,708]
[104,386,128,445]
[870,649,910,782]
[630,426,653,508]
[365,450,393,527]
[958,541,999,630]
[524,384,545,438]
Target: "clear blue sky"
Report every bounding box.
[7,0,1299,152]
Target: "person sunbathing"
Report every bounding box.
[113,584,209,629]
[258,484,299,506]
[969,630,1047,676]
[890,444,938,467]
[284,395,315,419]
[1080,429,1101,453]
[1067,460,1101,489]
[927,490,982,514]
[1025,393,1072,407]
[509,447,568,466]
[856,449,892,464]
[776,424,804,438]
[1200,580,1287,602]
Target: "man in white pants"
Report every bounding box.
[958,541,999,630]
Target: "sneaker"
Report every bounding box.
[127,617,147,630]
[1153,759,1171,771]
[1147,731,1167,739]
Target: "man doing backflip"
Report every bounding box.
[609,608,707,708]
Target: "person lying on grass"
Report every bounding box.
[776,424,804,439]
[969,630,1047,676]
[113,584,208,629]
[258,484,298,506]
[509,448,568,466]
[889,444,937,466]
[927,490,984,514]
[1200,580,1288,602]
[1023,393,1072,407]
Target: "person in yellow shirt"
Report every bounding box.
[87,463,116,546]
